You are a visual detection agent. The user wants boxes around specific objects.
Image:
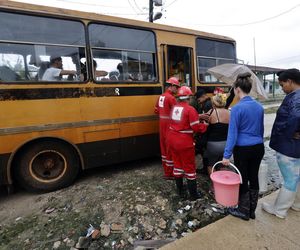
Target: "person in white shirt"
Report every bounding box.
[42,56,76,81]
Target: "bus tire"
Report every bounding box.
[15,140,80,192]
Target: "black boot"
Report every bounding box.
[187,179,202,201]
[249,189,259,219]
[198,157,209,175]
[175,178,186,198]
[228,192,250,221]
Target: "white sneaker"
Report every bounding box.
[262,188,296,219]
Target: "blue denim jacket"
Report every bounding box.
[269,89,300,158]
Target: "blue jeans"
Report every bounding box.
[276,152,300,192]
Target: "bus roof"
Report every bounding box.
[1,0,235,42]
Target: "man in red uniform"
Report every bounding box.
[155,77,180,179]
[168,86,208,200]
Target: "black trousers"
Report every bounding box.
[233,143,265,194]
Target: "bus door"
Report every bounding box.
[163,45,193,88]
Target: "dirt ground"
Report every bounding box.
[0,157,222,250]
[0,104,280,250]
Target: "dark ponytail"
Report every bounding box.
[234,72,252,94]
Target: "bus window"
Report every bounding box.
[196,38,236,83]
[0,43,84,82]
[91,49,156,82]
[89,23,157,83]
[34,46,84,81]
[0,53,24,81]
[0,11,86,83]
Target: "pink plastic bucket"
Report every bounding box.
[210,161,242,207]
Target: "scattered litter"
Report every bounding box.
[76,236,90,249]
[211,207,218,212]
[63,238,69,243]
[86,224,95,237]
[211,203,223,209]
[100,224,111,237]
[111,222,124,233]
[92,229,101,239]
[175,219,182,226]
[211,207,224,214]
[53,241,61,249]
[184,205,191,211]
[45,208,55,214]
[187,221,194,228]
[178,209,183,214]
[63,203,72,212]
[181,232,189,237]
[15,217,22,221]
[204,208,213,216]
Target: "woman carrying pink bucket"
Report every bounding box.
[221,72,265,221]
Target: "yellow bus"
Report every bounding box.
[0,0,236,192]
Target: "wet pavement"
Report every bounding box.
[261,140,282,195]
[263,113,276,138]
[262,113,282,194]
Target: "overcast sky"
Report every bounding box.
[13,0,300,69]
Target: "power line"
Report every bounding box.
[54,0,147,16]
[262,54,300,65]
[56,0,129,9]
[101,12,148,16]
[133,0,144,13]
[193,3,300,27]
[165,0,179,8]
[164,3,299,27]
[128,0,139,14]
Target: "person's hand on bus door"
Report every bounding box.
[222,157,230,166]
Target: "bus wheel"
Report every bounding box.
[15,141,80,192]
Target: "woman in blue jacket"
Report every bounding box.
[262,68,300,218]
[222,72,265,221]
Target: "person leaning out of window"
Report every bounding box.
[262,68,300,219]
[222,72,265,221]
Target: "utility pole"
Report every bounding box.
[149,0,162,22]
[149,0,153,22]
